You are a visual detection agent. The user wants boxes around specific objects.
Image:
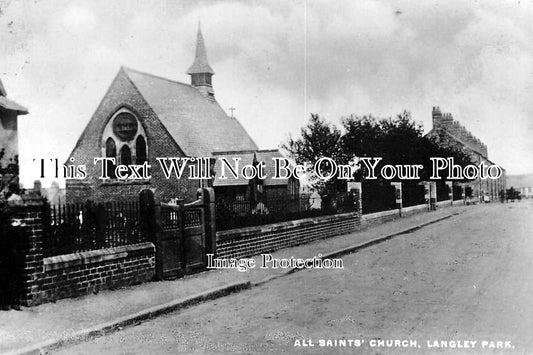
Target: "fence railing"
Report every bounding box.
[42,200,147,257]
[361,181,396,214]
[215,192,357,231]
[402,183,426,208]
[436,181,451,202]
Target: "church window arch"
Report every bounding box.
[105,137,117,179]
[101,107,148,180]
[120,145,132,166]
[136,136,147,164]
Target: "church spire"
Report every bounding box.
[187,23,215,98]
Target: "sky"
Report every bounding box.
[1,0,532,188]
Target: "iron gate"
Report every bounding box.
[141,188,215,280]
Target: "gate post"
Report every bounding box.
[391,182,403,217]
[347,182,362,228]
[200,188,217,257]
[6,200,45,307]
[139,189,159,279]
[446,181,453,206]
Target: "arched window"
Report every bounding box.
[136,136,147,164]
[105,138,116,179]
[120,145,132,166]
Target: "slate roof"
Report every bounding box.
[123,67,257,157]
[0,78,28,115]
[212,149,292,187]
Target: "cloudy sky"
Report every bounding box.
[1,0,532,187]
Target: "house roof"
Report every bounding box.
[212,149,292,187]
[187,26,215,75]
[426,128,487,160]
[0,78,28,115]
[123,67,257,157]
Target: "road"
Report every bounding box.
[55,201,533,354]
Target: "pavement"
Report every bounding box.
[0,203,470,355]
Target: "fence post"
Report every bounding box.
[391,182,403,217]
[139,189,159,279]
[430,181,437,210]
[200,188,217,257]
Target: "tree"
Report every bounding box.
[282,114,343,194]
[283,110,475,197]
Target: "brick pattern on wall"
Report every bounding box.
[40,249,154,303]
[362,210,399,228]
[216,213,360,259]
[8,202,156,306]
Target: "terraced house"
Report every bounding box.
[426,106,506,202]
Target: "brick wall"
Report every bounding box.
[40,243,155,303]
[362,209,399,227]
[6,201,155,306]
[216,212,360,259]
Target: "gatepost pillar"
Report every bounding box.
[445,181,453,206]
[430,181,437,210]
[200,187,217,257]
[347,181,362,227]
[391,182,403,217]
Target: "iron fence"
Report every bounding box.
[402,182,426,207]
[436,181,451,202]
[215,192,357,231]
[42,200,147,257]
[361,181,396,214]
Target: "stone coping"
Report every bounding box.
[216,212,357,241]
[436,199,453,207]
[43,242,155,272]
[362,209,399,220]
[402,203,429,213]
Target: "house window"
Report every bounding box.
[105,137,117,179]
[136,135,147,164]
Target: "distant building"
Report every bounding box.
[0,78,28,196]
[65,25,292,204]
[507,173,533,199]
[426,106,506,202]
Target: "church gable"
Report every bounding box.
[67,68,186,183]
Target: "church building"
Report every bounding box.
[66,26,293,204]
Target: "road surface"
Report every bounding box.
[55,201,533,354]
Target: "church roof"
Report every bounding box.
[187,26,215,75]
[0,78,28,115]
[123,67,257,157]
